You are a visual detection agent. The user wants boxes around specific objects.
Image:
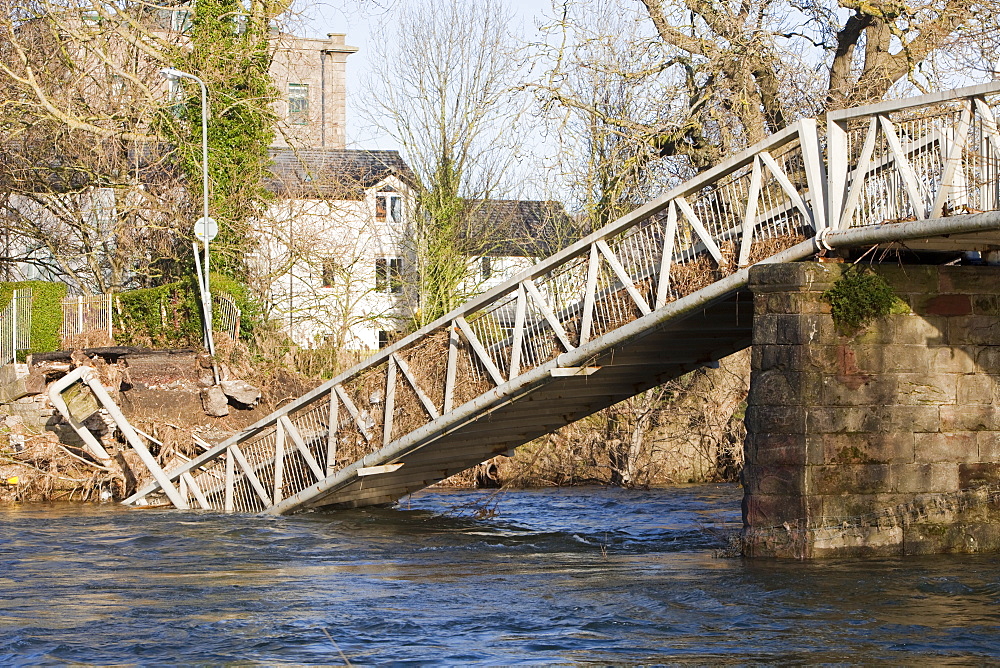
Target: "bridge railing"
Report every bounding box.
[126,119,826,512]
[828,81,1000,231]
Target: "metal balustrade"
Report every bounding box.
[0,289,32,366]
[123,82,1000,515]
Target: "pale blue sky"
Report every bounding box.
[292,0,552,151]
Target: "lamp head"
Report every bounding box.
[159,67,185,81]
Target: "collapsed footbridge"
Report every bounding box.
[121,82,1000,514]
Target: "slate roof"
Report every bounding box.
[461,199,574,258]
[266,148,416,199]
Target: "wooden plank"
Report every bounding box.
[224,448,234,513]
[357,463,405,477]
[737,158,763,268]
[272,420,286,504]
[181,472,212,510]
[654,202,680,308]
[335,384,372,442]
[326,388,339,476]
[758,150,815,228]
[229,444,272,509]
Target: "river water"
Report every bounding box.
[1,484,999,664]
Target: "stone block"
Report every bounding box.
[812,493,911,523]
[747,370,822,407]
[957,374,997,405]
[745,405,806,434]
[958,463,1000,488]
[978,432,1000,461]
[937,266,1000,294]
[914,431,979,463]
[811,525,904,558]
[747,433,807,466]
[920,294,973,316]
[974,348,1000,373]
[850,344,930,374]
[939,406,1000,432]
[742,493,807,527]
[748,262,843,295]
[816,432,915,465]
[903,522,1000,555]
[810,463,893,495]
[742,464,804,496]
[821,374,896,406]
[843,318,896,345]
[889,463,958,494]
[895,373,958,405]
[873,264,939,294]
[949,316,1000,345]
[972,295,1000,316]
[892,315,948,345]
[929,347,977,374]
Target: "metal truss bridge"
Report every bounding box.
[123,82,1000,514]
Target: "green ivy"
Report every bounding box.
[822,267,900,334]
[114,275,261,348]
[0,281,67,357]
[157,0,280,279]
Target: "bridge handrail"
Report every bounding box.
[828,80,1000,230]
[124,112,836,511]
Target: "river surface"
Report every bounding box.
[1,484,999,664]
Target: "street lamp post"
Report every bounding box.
[159,66,216,356]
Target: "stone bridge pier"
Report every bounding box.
[743,262,1000,558]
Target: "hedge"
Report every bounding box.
[114,274,261,348]
[0,281,68,356]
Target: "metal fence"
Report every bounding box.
[214,292,241,342]
[124,81,1000,514]
[60,294,114,344]
[828,82,1000,230]
[126,118,828,513]
[0,289,32,366]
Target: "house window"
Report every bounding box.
[288,83,309,125]
[481,256,492,281]
[375,257,403,294]
[375,193,402,224]
[321,259,339,288]
[378,331,389,349]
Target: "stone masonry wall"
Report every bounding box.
[743,263,1000,558]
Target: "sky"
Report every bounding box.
[291,0,552,152]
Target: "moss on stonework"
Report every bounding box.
[822,267,906,334]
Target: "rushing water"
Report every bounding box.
[1,484,999,664]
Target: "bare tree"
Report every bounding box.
[362,0,528,326]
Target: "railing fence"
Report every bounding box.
[214,292,242,343]
[60,294,114,345]
[1,289,33,366]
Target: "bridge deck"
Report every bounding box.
[120,81,1000,515]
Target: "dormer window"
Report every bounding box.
[375,192,402,224]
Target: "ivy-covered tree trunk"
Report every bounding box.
[162,0,280,278]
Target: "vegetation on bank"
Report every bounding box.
[0,281,67,358]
